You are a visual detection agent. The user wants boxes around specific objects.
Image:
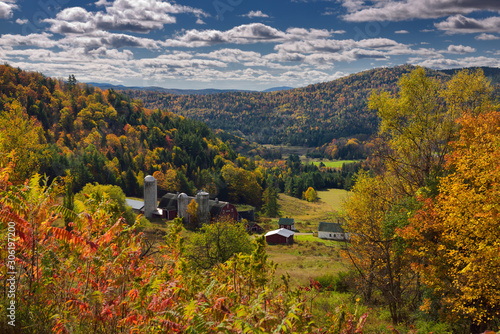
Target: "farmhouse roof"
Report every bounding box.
[278,218,295,225]
[158,193,179,210]
[318,222,345,233]
[265,228,295,238]
[125,198,144,211]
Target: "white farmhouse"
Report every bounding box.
[318,222,349,241]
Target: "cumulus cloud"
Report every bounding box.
[340,0,500,22]
[446,44,476,54]
[395,30,409,34]
[44,0,208,34]
[435,15,500,33]
[0,0,17,19]
[241,10,270,18]
[0,33,59,48]
[475,33,499,40]
[414,55,500,69]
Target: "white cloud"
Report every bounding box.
[395,30,409,34]
[435,15,500,33]
[0,0,17,19]
[446,44,476,54]
[475,33,500,40]
[340,0,500,22]
[0,33,59,48]
[44,0,208,34]
[414,55,500,69]
[241,10,270,18]
[15,18,27,24]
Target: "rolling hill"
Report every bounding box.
[124,65,500,147]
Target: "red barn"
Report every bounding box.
[210,200,238,221]
[265,228,294,245]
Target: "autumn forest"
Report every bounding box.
[1,63,500,333]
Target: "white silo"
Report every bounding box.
[196,190,210,225]
[177,193,189,219]
[143,175,157,219]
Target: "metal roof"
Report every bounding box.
[126,198,144,211]
[318,222,345,233]
[278,218,295,225]
[265,228,295,238]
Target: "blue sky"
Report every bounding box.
[1,0,499,90]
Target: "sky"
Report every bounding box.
[0,0,499,90]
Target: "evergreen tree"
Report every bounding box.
[262,187,280,217]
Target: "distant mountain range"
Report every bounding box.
[85,82,294,95]
[123,65,500,147]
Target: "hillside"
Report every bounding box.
[125,65,500,148]
[0,65,257,203]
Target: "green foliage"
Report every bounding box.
[262,187,280,217]
[184,218,254,270]
[76,182,136,224]
[315,271,353,293]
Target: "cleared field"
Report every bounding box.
[266,236,348,287]
[310,160,360,168]
[316,188,351,212]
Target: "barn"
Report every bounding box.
[157,193,178,220]
[157,193,240,222]
[209,199,238,221]
[278,218,295,231]
[265,228,294,245]
[318,222,349,241]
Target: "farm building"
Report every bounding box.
[265,228,294,244]
[246,222,264,234]
[157,193,239,223]
[125,198,164,219]
[318,221,349,241]
[278,218,295,231]
[157,193,179,220]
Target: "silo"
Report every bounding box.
[177,193,189,219]
[143,175,157,219]
[196,191,210,225]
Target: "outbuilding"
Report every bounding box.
[265,228,294,245]
[278,218,295,231]
[318,222,349,241]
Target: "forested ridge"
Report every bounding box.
[0,64,242,198]
[0,64,353,207]
[124,65,500,148]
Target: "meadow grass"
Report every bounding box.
[308,159,360,168]
[316,188,351,212]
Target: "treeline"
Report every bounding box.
[343,68,500,332]
[124,65,457,148]
[259,154,363,199]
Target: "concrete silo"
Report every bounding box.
[177,193,189,219]
[143,175,157,219]
[196,190,210,225]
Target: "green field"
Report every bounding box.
[310,160,360,168]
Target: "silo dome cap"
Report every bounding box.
[178,193,188,198]
[198,191,209,195]
[144,175,156,181]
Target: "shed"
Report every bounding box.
[278,218,295,231]
[246,222,264,234]
[318,222,349,241]
[265,228,294,245]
